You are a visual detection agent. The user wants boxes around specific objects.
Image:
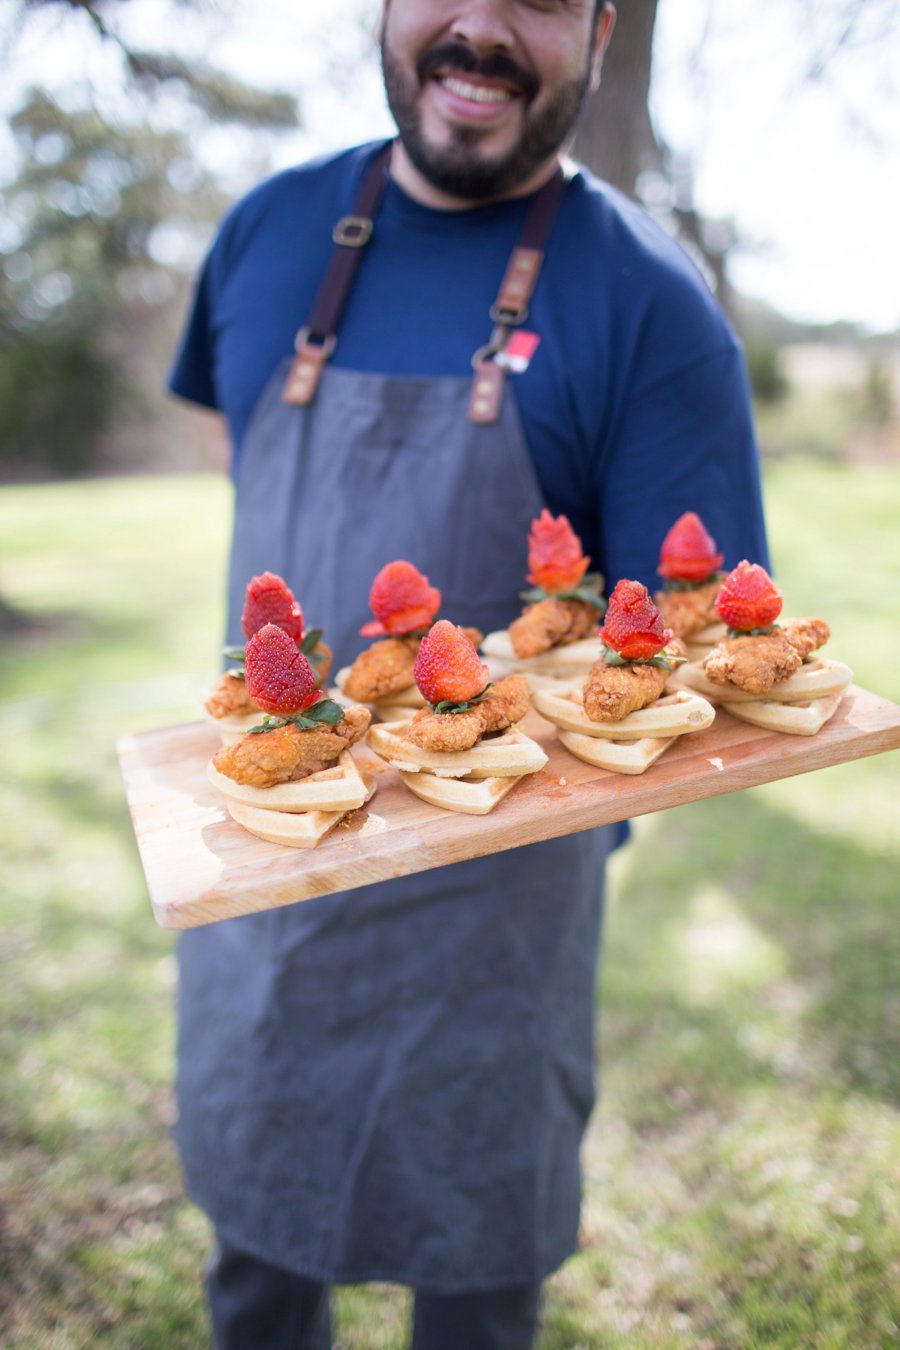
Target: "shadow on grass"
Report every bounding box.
[610,789,900,1109]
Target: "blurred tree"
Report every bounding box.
[0,0,299,477]
[574,0,899,323]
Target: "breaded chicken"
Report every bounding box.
[508,598,597,659]
[654,577,722,639]
[703,617,829,696]
[309,641,334,688]
[781,617,830,660]
[582,659,670,723]
[342,628,484,703]
[342,637,418,702]
[205,672,258,719]
[404,674,531,753]
[213,704,371,788]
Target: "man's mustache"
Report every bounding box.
[417,42,540,102]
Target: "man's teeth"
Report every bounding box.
[440,77,511,104]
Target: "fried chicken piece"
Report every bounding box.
[703,631,801,695]
[213,705,371,788]
[654,578,722,639]
[342,637,419,702]
[404,675,531,753]
[342,628,484,703]
[508,598,597,659]
[205,672,258,719]
[582,658,671,722]
[782,617,830,660]
[703,616,830,696]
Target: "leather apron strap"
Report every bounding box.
[282,142,571,423]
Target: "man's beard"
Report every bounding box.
[380,38,593,200]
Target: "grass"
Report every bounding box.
[1,463,898,1348]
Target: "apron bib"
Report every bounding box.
[176,278,614,1297]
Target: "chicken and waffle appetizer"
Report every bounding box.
[677,561,853,735]
[203,572,332,743]
[533,579,715,774]
[653,511,727,659]
[336,561,483,720]
[208,624,372,847]
[367,620,547,815]
[482,511,606,688]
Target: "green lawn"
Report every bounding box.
[1,464,898,1349]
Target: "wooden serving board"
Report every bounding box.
[118,685,900,930]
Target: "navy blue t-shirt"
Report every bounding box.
[170,140,769,589]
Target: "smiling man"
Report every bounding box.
[169,2,769,1346]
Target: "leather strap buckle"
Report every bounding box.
[332,215,374,247]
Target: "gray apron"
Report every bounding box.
[176,352,615,1293]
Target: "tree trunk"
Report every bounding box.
[573,0,662,195]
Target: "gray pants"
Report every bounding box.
[207,1239,542,1350]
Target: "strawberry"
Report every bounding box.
[658,511,724,583]
[526,510,590,593]
[598,579,674,660]
[244,624,320,715]
[360,560,442,637]
[414,620,490,707]
[715,560,783,630]
[241,572,304,643]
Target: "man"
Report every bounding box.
[169,2,769,1346]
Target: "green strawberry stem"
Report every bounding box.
[519,571,606,610]
[430,683,494,716]
[247,697,345,735]
[725,623,780,638]
[663,571,724,593]
[601,643,685,671]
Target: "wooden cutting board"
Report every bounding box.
[118,685,900,930]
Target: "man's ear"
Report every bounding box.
[589,3,617,92]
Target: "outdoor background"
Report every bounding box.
[1,1,898,1347]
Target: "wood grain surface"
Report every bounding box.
[117,685,900,930]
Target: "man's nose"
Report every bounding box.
[449,0,516,53]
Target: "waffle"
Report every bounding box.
[202,706,263,745]
[683,621,727,663]
[397,768,527,816]
[207,745,372,815]
[367,721,548,779]
[533,685,715,774]
[481,629,603,685]
[366,720,547,814]
[678,656,853,721]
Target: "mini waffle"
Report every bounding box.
[677,654,853,736]
[202,706,262,746]
[683,621,727,663]
[367,721,548,780]
[208,750,372,814]
[397,769,527,816]
[533,685,715,775]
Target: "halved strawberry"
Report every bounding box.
[242,572,304,643]
[715,561,782,631]
[658,511,724,583]
[244,624,320,715]
[360,560,442,637]
[414,620,490,707]
[598,579,673,660]
[526,510,590,593]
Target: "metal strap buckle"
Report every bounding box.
[293,326,337,358]
[332,215,374,247]
[489,301,528,326]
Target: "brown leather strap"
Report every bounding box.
[469,165,571,424]
[283,142,392,405]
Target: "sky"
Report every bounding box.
[2,0,898,333]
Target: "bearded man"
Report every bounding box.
[169,3,769,1346]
